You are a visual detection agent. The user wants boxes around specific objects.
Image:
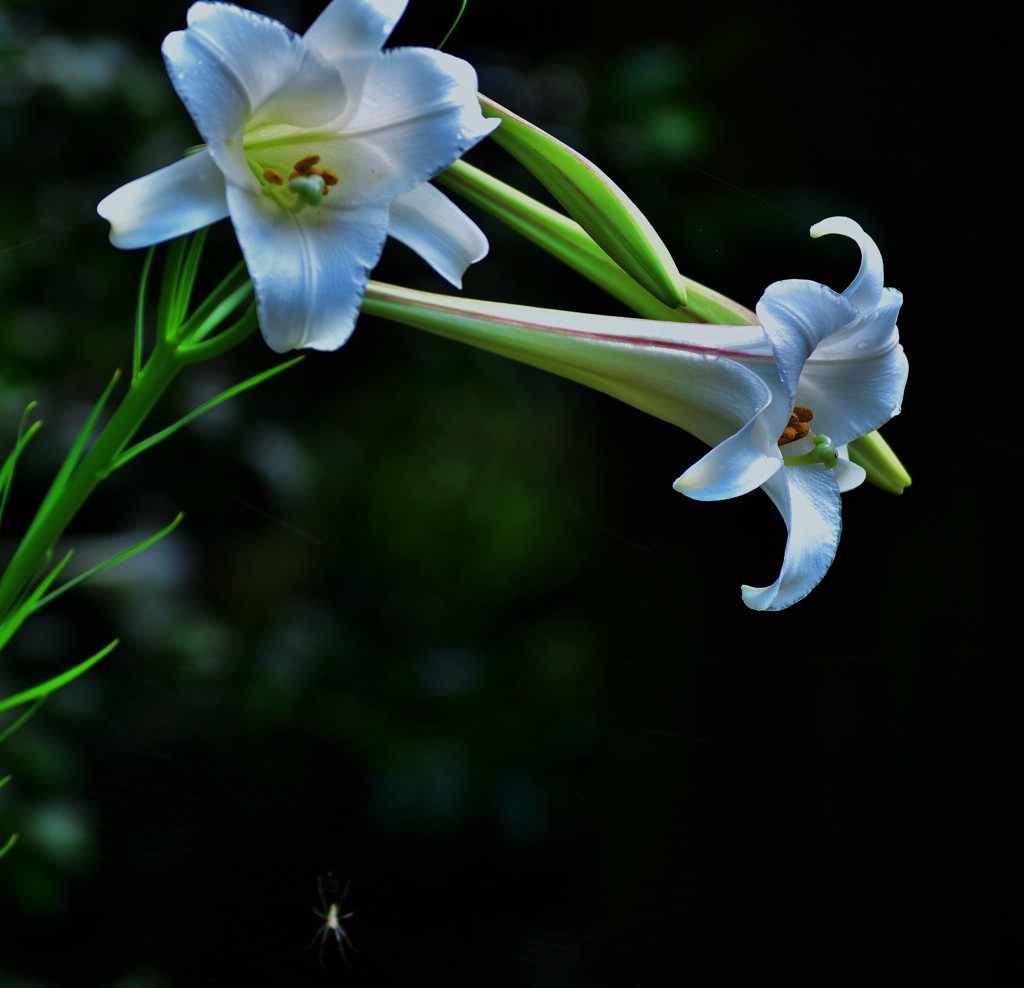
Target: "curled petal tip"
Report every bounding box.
[809,215,885,313]
[809,215,865,240]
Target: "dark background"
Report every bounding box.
[0,1,1015,985]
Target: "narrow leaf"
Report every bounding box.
[177,260,250,346]
[156,236,188,342]
[0,553,74,651]
[0,639,117,713]
[0,697,45,744]
[28,372,122,540]
[0,405,43,538]
[32,513,185,611]
[437,0,468,49]
[176,229,209,328]
[134,247,158,381]
[113,357,302,470]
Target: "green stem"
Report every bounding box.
[0,342,185,618]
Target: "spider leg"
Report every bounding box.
[330,923,356,966]
[306,923,330,969]
[329,903,356,962]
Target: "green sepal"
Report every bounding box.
[479,94,684,309]
[848,430,911,494]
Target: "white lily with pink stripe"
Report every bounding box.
[364,217,908,610]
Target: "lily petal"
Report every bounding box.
[833,451,866,493]
[305,0,408,60]
[226,184,389,351]
[820,278,900,340]
[795,307,909,446]
[97,150,229,249]
[387,183,489,287]
[163,3,345,188]
[671,386,783,502]
[812,215,884,314]
[741,464,842,611]
[755,279,860,409]
[326,48,499,207]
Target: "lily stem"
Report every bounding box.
[0,342,185,620]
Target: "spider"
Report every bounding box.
[309,873,356,968]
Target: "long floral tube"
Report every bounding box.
[362,217,908,610]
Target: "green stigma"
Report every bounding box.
[253,155,338,212]
[288,174,327,209]
[783,434,839,469]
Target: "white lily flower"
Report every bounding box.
[363,216,908,611]
[97,0,499,352]
[673,216,908,609]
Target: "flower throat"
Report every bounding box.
[259,155,339,211]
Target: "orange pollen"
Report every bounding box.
[286,156,337,196]
[778,405,814,446]
[292,154,322,176]
[263,168,284,186]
